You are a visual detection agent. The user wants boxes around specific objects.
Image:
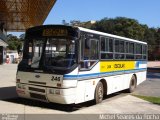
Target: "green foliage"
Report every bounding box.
[6,34,22,50]
[91,17,146,40]
[133,94,160,105]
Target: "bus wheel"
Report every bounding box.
[128,75,137,93]
[95,81,104,104]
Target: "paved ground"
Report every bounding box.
[0,64,160,120]
[133,72,160,97]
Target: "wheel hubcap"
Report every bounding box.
[98,86,103,100]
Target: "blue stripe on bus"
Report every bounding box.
[64,68,147,80]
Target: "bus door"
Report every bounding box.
[79,34,99,101]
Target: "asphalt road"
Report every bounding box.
[134,72,160,97]
[0,64,160,120]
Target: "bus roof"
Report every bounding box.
[78,27,147,45]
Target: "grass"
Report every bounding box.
[132,94,160,105]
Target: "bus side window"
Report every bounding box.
[80,35,99,70]
[100,37,114,60]
[90,40,99,60]
[135,44,142,60]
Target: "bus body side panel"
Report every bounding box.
[141,71,147,83]
[104,75,124,95]
[75,79,97,104]
[75,75,125,104]
[75,62,100,103]
[75,60,147,103]
[123,73,135,90]
[75,61,127,103]
[135,61,147,85]
[135,71,147,85]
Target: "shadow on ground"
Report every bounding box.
[0,86,128,112]
[0,86,18,99]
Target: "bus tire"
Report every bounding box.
[94,81,104,104]
[128,75,137,93]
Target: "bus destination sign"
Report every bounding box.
[42,28,68,37]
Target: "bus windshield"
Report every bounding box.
[27,38,76,69]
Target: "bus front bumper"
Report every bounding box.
[16,83,76,104]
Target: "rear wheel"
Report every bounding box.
[128,75,137,93]
[95,81,104,104]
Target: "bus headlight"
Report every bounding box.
[55,89,60,95]
[49,89,54,94]
[49,89,60,95]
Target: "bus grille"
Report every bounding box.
[29,87,45,93]
[30,93,46,101]
[29,81,46,85]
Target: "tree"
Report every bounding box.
[6,34,22,50]
[91,17,146,40]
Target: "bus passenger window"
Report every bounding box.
[90,40,99,60]
[100,37,114,60]
[142,45,147,60]
[114,39,125,60]
[101,53,113,59]
[126,42,134,60]
[115,40,119,53]
[101,37,105,51]
[109,38,113,52]
[115,54,125,59]
[135,44,142,60]
[84,45,90,60]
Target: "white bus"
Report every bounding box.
[16,25,147,104]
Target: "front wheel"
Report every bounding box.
[94,81,104,104]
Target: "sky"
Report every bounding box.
[44,0,160,27]
[11,0,160,37]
